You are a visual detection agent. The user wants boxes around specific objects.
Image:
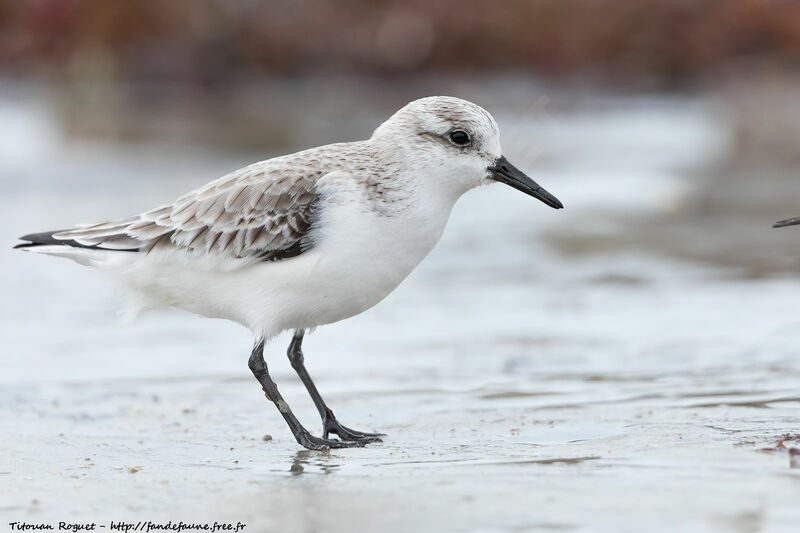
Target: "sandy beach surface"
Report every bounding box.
[2,86,799,532]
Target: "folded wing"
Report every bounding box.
[16,161,322,262]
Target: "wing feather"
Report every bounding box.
[48,160,324,261]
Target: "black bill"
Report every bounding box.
[487,156,563,209]
[774,217,800,228]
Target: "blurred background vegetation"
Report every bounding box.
[3,0,800,83]
[1,0,799,273]
[2,0,799,147]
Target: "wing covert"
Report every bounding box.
[51,162,322,261]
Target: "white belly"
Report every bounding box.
[249,194,452,335]
[125,189,454,338]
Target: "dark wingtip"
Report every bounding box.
[13,229,141,253]
[14,231,67,250]
[774,217,800,228]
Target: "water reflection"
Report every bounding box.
[289,449,341,476]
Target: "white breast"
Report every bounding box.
[123,171,456,339]
[250,173,455,335]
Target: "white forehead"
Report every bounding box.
[374,96,500,139]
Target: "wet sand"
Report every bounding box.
[2,84,800,532]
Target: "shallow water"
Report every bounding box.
[1,84,800,532]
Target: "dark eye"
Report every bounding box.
[449,130,470,146]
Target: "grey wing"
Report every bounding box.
[21,163,322,261]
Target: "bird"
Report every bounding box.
[774,217,800,228]
[14,96,563,450]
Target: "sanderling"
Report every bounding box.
[774,217,800,228]
[15,96,563,450]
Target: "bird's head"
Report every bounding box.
[371,96,563,209]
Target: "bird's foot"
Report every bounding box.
[295,429,371,450]
[322,415,385,443]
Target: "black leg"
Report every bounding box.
[248,338,367,450]
[287,330,385,442]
